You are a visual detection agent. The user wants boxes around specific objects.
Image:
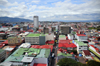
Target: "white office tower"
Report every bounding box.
[34,16,39,28]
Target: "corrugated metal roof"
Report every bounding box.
[83,50,91,55]
[2,46,16,51]
[21,57,34,62]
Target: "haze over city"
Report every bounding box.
[0,0,100,21]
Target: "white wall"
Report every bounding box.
[77,36,87,41]
[30,59,35,66]
[34,58,48,64]
[45,34,54,41]
[68,34,73,40]
[78,46,88,51]
[34,16,39,28]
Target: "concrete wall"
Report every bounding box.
[34,16,39,28]
[45,34,54,41]
[30,59,35,66]
[68,34,73,40]
[34,58,48,64]
[77,36,88,41]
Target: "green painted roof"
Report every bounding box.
[58,52,72,57]
[26,33,40,37]
[5,55,24,62]
[5,48,50,62]
[40,34,45,36]
[69,34,73,36]
[74,40,87,46]
[14,48,40,57]
[59,35,66,38]
[45,49,51,58]
[36,49,50,58]
[26,33,45,37]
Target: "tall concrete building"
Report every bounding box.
[34,16,39,28]
[60,25,71,35]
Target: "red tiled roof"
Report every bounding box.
[0,44,5,48]
[1,40,8,44]
[0,32,5,33]
[33,63,47,66]
[77,34,86,36]
[58,40,76,48]
[31,45,53,52]
[95,48,99,51]
[27,29,33,32]
[90,45,99,51]
[46,40,54,44]
[83,50,91,55]
[58,43,77,48]
[31,45,40,48]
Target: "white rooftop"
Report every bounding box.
[5,47,14,51]
[21,57,34,62]
[0,62,12,66]
[19,43,31,48]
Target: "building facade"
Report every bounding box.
[34,16,39,28]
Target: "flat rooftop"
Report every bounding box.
[74,40,87,46]
[59,35,66,38]
[26,33,45,37]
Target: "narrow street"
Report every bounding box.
[50,25,59,66]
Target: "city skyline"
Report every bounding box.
[0,0,100,21]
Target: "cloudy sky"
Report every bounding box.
[0,0,100,21]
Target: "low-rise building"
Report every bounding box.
[60,25,71,35]
[68,34,74,40]
[18,32,29,38]
[25,33,45,45]
[75,34,88,41]
[4,48,51,66]
[73,40,88,53]
[7,37,22,45]
[82,50,92,60]
[0,49,6,62]
[89,45,100,58]
[45,34,54,41]
[2,46,16,58]
[59,35,66,40]
[19,43,31,48]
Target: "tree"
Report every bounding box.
[87,60,100,66]
[57,58,78,66]
[57,58,87,66]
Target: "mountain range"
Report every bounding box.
[0,17,100,23]
[0,17,33,23]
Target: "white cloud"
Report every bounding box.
[0,0,100,21]
[29,5,37,11]
[32,0,40,4]
[0,0,8,6]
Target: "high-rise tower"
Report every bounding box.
[34,16,39,28]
